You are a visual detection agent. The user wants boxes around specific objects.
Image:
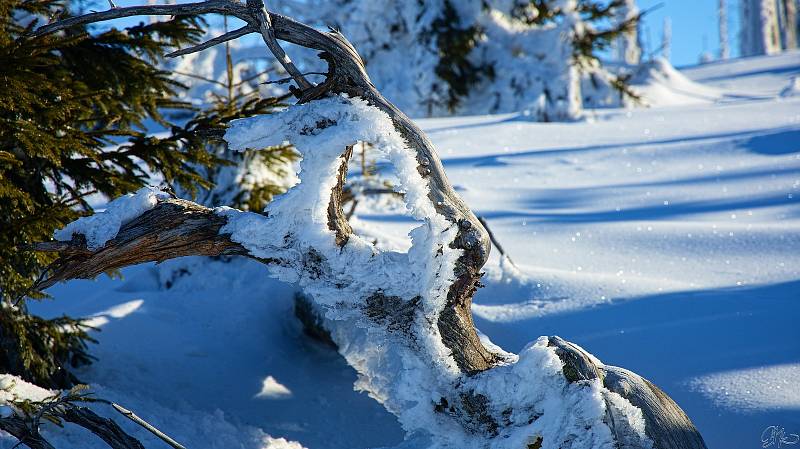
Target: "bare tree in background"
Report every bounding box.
[719,0,730,59]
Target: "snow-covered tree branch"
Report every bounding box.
[28,3,707,448]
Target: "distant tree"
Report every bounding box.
[740,0,782,55]
[171,35,299,212]
[719,0,730,59]
[612,0,642,64]
[662,16,672,61]
[274,0,643,120]
[777,0,798,49]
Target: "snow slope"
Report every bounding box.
[681,50,800,98]
[11,53,800,449]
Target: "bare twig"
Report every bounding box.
[361,188,403,197]
[171,68,275,88]
[245,0,313,91]
[165,25,254,58]
[345,198,358,220]
[477,216,518,269]
[111,403,186,449]
[30,0,250,38]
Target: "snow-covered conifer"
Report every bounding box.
[273,0,642,120]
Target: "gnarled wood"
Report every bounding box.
[33,198,250,290]
[0,416,55,449]
[29,5,707,448]
[31,1,493,372]
[63,407,146,449]
[548,336,706,449]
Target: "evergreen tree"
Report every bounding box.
[273,0,642,119]
[0,0,227,387]
[612,0,641,65]
[173,37,299,212]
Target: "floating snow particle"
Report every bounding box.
[55,186,170,250]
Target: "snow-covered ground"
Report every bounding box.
[10,51,800,449]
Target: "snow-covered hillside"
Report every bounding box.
[10,52,800,449]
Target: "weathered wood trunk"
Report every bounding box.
[30,3,707,448]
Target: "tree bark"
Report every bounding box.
[0,416,55,449]
[33,198,250,290]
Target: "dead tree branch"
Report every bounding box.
[112,403,186,449]
[165,25,253,58]
[245,0,312,91]
[548,337,706,449]
[28,4,707,448]
[477,216,518,268]
[62,407,145,449]
[0,416,55,449]
[31,198,251,290]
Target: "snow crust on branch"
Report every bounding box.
[221,96,457,313]
[217,96,651,448]
[54,187,170,250]
[220,96,464,378]
[47,97,654,448]
[0,374,54,407]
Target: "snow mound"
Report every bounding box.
[688,363,800,412]
[55,186,170,250]
[630,58,722,107]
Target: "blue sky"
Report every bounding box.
[637,0,737,67]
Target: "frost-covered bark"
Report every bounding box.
[613,0,641,65]
[39,97,705,448]
[740,0,782,56]
[739,0,797,56]
[30,4,707,448]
